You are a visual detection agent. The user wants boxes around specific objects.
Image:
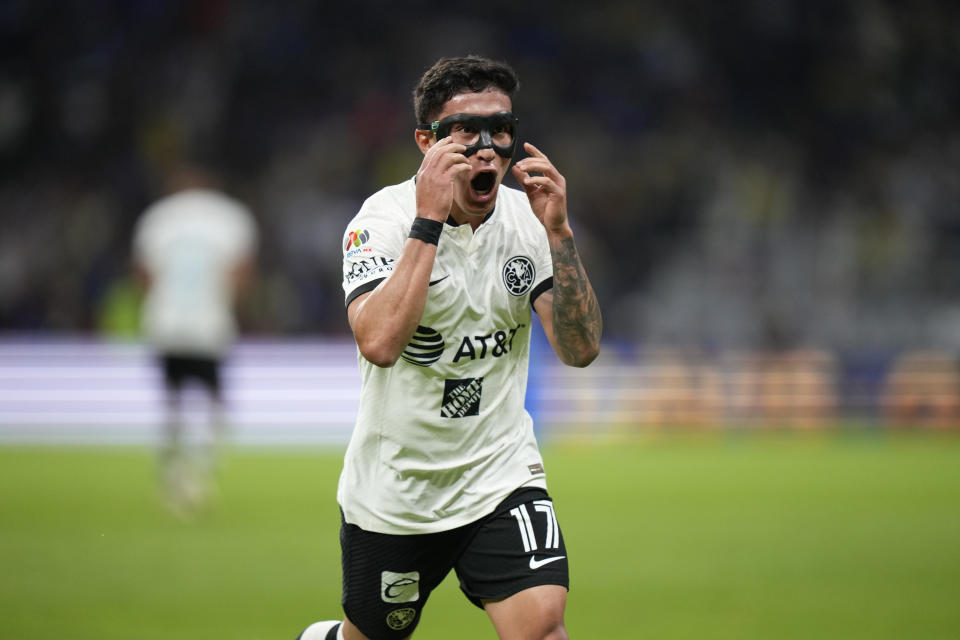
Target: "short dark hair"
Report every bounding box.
[413,55,520,125]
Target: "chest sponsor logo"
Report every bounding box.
[453,324,525,363]
[401,326,444,366]
[441,377,483,418]
[344,256,394,284]
[502,255,535,296]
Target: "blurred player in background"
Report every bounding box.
[132,164,258,514]
[298,55,601,640]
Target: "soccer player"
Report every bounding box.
[132,164,258,514]
[299,55,601,640]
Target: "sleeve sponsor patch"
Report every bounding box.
[344,256,395,285]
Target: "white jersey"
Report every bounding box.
[339,177,554,534]
[133,188,257,358]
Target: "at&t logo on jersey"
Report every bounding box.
[452,324,525,363]
[401,326,444,366]
[502,255,535,296]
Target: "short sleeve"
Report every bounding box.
[341,191,409,307]
[529,217,554,305]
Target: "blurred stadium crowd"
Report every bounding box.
[1,0,959,426]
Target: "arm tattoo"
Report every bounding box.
[551,236,602,365]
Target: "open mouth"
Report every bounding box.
[470,171,497,195]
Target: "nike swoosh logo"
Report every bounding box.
[429,275,450,286]
[529,555,566,570]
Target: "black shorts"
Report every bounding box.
[340,487,569,640]
[160,354,222,399]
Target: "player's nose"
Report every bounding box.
[474,146,497,162]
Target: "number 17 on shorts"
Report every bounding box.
[510,500,566,571]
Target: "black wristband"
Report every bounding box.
[408,217,443,246]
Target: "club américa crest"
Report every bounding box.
[385,607,417,631]
[502,256,535,296]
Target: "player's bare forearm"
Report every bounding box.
[348,239,436,367]
[513,142,600,365]
[348,134,467,366]
[548,230,602,367]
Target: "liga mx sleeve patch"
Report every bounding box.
[440,377,483,418]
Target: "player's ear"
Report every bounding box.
[414,129,434,154]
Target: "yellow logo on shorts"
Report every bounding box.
[386,607,417,631]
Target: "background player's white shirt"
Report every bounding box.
[133,189,257,357]
[340,177,554,534]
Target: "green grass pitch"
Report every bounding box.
[2,430,959,639]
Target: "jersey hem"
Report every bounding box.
[339,476,549,535]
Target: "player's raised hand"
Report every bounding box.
[416,137,470,222]
[511,142,569,234]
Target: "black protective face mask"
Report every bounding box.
[418,111,520,158]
